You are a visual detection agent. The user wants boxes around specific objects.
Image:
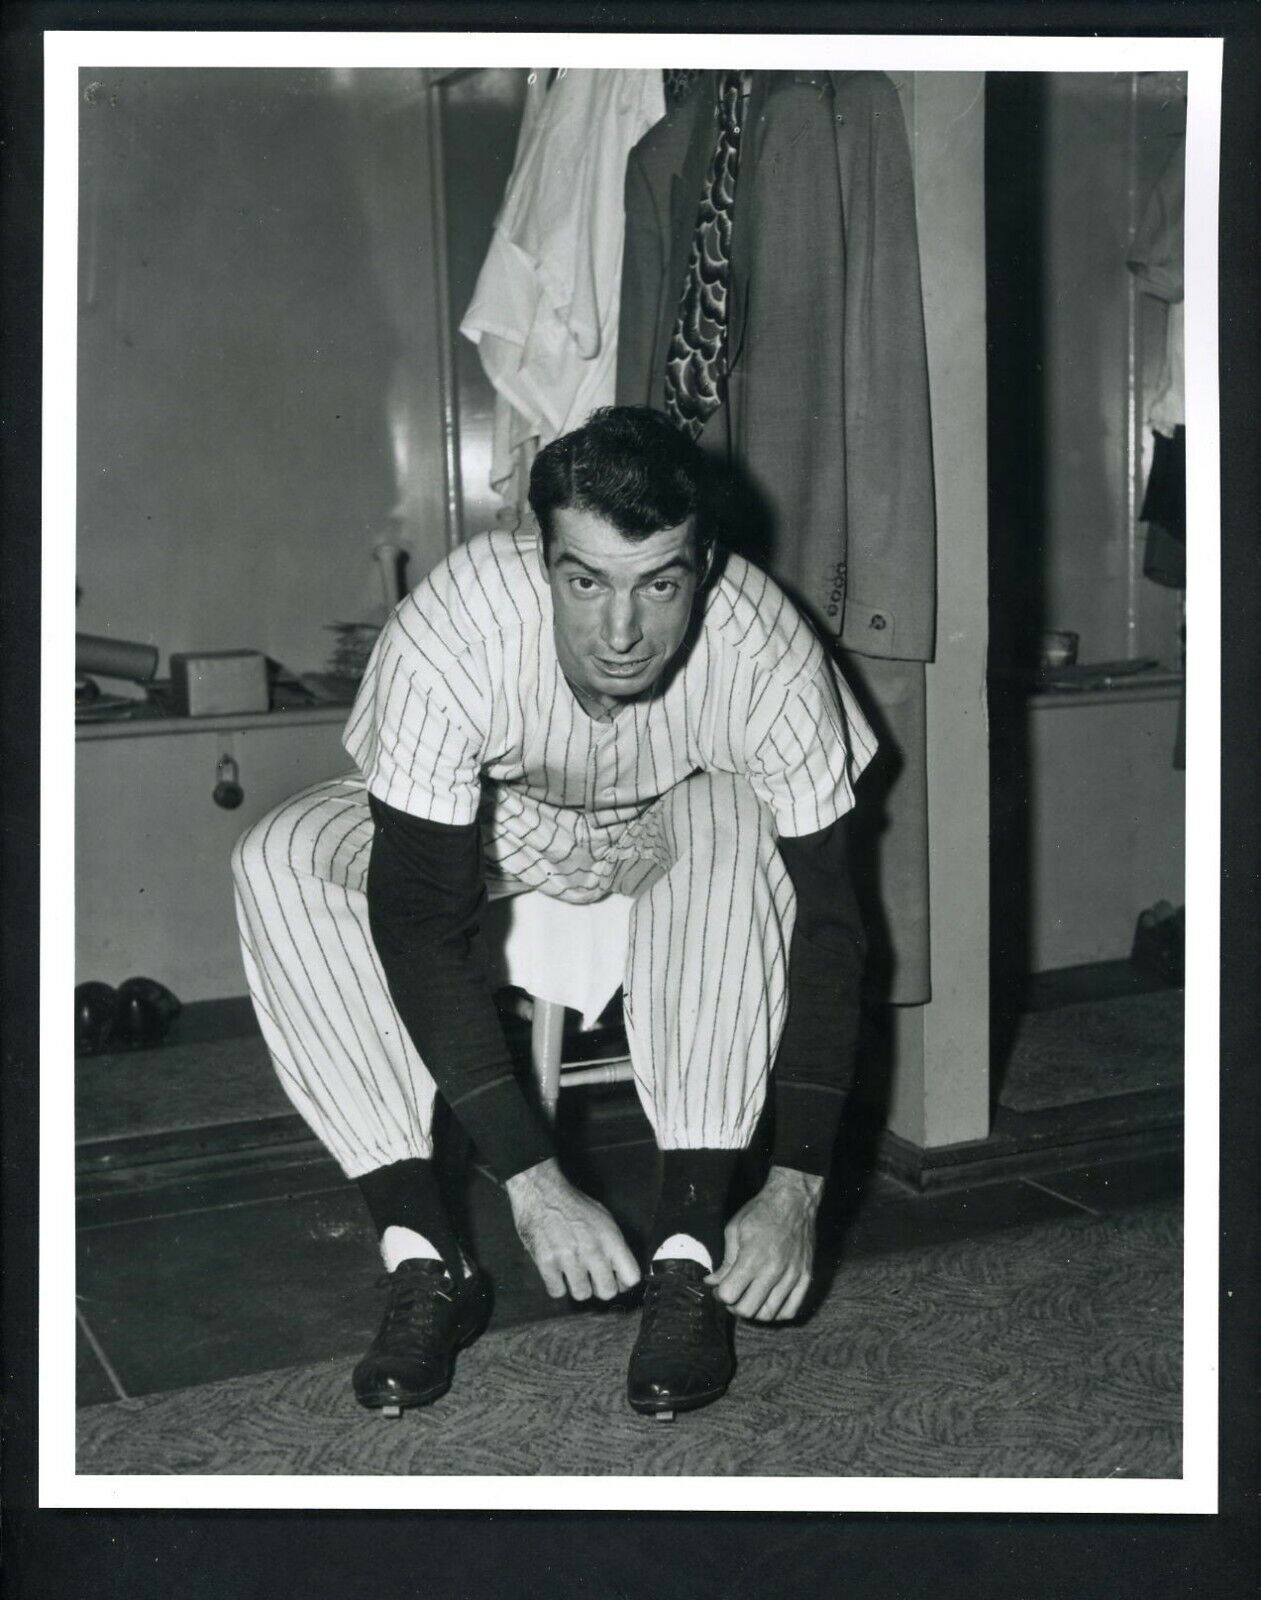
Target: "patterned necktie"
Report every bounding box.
[663,72,746,440]
[662,68,703,105]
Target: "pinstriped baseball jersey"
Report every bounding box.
[344,530,876,904]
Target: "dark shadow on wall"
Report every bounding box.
[701,446,779,575]
[985,74,1049,1103]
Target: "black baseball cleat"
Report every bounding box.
[627,1259,735,1420]
[353,1259,493,1416]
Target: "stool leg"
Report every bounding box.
[531,999,566,1121]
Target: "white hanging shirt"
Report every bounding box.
[1127,135,1185,438]
[460,69,665,514]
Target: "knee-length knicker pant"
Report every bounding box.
[231,771,797,1180]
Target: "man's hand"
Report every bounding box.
[505,1158,642,1302]
[706,1165,824,1321]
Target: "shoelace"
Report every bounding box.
[372,1269,456,1353]
[638,1273,711,1350]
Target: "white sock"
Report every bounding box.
[380,1225,444,1272]
[652,1232,713,1272]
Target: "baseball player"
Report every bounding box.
[232,406,874,1418]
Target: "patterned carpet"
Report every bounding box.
[76,1200,1182,1478]
[999,990,1184,1112]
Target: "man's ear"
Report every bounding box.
[698,542,716,586]
[535,523,550,579]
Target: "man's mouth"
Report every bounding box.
[594,654,654,678]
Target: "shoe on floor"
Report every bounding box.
[352,1259,492,1413]
[626,1258,735,1416]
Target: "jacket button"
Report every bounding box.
[869,613,887,631]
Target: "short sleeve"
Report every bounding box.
[746,660,878,837]
[342,623,485,826]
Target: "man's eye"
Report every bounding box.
[569,576,600,594]
[644,580,680,598]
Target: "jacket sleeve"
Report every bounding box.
[771,815,867,1175]
[365,794,556,1182]
[834,72,938,664]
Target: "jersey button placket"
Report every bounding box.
[585,740,600,813]
[597,720,619,805]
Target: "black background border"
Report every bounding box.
[3,4,1257,1595]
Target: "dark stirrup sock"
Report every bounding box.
[647,1149,742,1271]
[356,1158,465,1276]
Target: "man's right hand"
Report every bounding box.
[505,1158,641,1302]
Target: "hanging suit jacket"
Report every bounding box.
[616,69,936,664]
[616,69,936,1003]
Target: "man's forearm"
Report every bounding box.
[365,795,555,1181]
[772,818,868,1175]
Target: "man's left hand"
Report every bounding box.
[705,1165,823,1321]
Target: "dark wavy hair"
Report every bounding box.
[528,406,714,564]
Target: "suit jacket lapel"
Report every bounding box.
[727,70,772,374]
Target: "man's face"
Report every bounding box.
[542,507,705,712]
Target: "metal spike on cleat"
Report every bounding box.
[381,1404,403,1419]
[653,1410,675,1423]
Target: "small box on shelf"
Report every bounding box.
[168,651,270,718]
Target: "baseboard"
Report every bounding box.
[1016,959,1177,1013]
[878,1089,1184,1192]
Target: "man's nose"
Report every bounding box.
[602,594,643,653]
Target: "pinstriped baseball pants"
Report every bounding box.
[231,771,797,1179]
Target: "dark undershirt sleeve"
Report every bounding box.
[365,794,556,1183]
[772,816,868,1176]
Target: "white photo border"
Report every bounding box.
[41,27,1223,1514]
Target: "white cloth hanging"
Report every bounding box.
[483,889,634,1031]
[1127,135,1185,439]
[460,69,665,522]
